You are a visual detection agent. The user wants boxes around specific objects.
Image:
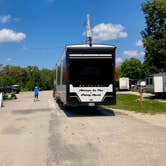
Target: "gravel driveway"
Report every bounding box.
[0,91,166,166]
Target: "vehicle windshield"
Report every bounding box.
[69,58,113,86]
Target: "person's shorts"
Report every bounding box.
[34,93,38,97]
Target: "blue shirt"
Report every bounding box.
[34,87,39,95]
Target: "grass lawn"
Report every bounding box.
[109,94,166,114]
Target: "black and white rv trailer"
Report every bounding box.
[145,72,166,96]
[54,44,116,107]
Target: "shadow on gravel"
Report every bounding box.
[12,108,50,115]
[62,106,115,117]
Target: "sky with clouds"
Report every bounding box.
[0,0,145,69]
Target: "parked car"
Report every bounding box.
[3,85,20,94]
[10,85,20,94]
[0,87,5,92]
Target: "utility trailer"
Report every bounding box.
[145,72,166,97]
[54,44,116,107]
[119,77,130,90]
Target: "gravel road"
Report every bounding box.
[0,91,166,166]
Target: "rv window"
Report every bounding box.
[57,65,61,85]
[62,58,66,85]
[146,78,149,85]
[150,78,153,85]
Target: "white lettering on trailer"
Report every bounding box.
[69,84,113,102]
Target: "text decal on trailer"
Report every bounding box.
[70,84,113,102]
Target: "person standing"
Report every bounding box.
[34,86,39,101]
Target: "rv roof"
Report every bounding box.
[149,72,166,77]
[66,44,115,49]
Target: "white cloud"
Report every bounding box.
[136,39,143,46]
[123,50,145,58]
[0,29,26,43]
[92,23,128,41]
[140,52,145,57]
[7,58,12,61]
[0,15,11,24]
[116,57,123,64]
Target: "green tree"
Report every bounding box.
[0,75,15,86]
[116,66,122,80]
[120,58,144,80]
[40,69,54,90]
[0,65,54,91]
[141,0,166,74]
[24,66,42,90]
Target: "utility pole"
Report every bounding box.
[86,14,92,47]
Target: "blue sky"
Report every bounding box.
[0,0,145,69]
